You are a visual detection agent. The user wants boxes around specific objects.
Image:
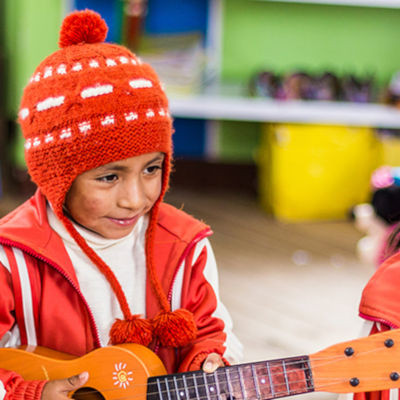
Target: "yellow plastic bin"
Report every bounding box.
[258,123,380,221]
[377,132,400,167]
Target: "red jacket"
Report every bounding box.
[355,251,400,400]
[0,190,229,399]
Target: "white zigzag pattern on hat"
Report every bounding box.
[81,84,114,99]
[28,56,140,83]
[36,96,65,111]
[23,75,158,119]
[129,79,153,89]
[24,108,168,152]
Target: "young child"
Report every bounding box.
[0,9,242,400]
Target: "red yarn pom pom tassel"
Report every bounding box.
[109,315,153,346]
[59,9,108,48]
[152,309,198,347]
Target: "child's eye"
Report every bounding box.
[144,165,162,175]
[96,174,118,183]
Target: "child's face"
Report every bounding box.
[64,152,165,239]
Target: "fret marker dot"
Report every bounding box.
[180,391,185,397]
[210,387,215,392]
[261,379,266,384]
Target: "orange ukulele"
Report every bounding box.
[2,328,400,400]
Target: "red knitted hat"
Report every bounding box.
[18,10,197,348]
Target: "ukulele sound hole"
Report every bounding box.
[72,387,105,400]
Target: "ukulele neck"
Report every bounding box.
[147,355,313,400]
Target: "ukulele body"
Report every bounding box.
[0,344,166,400]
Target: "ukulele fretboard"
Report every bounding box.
[147,356,313,400]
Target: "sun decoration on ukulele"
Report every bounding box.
[113,362,133,389]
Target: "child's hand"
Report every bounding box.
[202,353,224,373]
[41,371,89,400]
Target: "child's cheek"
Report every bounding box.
[82,196,107,215]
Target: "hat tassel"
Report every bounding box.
[152,308,198,347]
[109,314,153,346]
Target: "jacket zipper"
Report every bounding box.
[359,311,399,329]
[0,238,101,347]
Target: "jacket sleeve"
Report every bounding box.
[1,371,46,400]
[0,256,47,400]
[174,238,243,372]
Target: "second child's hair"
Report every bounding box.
[385,224,400,259]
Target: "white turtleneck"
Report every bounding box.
[47,206,149,346]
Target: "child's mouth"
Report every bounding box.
[108,216,139,226]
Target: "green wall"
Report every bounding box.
[222,0,400,85]
[219,121,261,162]
[4,0,64,165]
[219,0,400,162]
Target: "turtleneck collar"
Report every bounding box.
[47,203,148,251]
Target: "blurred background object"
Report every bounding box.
[122,0,147,52]
[0,0,5,199]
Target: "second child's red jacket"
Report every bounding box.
[354,251,400,400]
[0,190,233,400]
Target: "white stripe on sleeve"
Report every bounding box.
[0,245,10,273]
[0,326,21,348]
[0,246,22,348]
[171,238,243,364]
[0,380,6,400]
[12,248,37,345]
[171,262,185,312]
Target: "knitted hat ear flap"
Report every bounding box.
[58,213,154,346]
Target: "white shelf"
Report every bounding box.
[252,0,400,8]
[169,91,400,128]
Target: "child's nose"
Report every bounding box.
[117,181,145,210]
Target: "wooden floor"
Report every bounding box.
[0,188,376,399]
[165,187,376,400]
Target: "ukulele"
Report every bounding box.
[2,328,400,400]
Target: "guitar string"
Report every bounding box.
[84,375,396,400]
[91,373,400,400]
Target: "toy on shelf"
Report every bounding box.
[249,70,375,102]
[340,74,375,103]
[382,71,400,108]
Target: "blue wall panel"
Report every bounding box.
[73,0,121,43]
